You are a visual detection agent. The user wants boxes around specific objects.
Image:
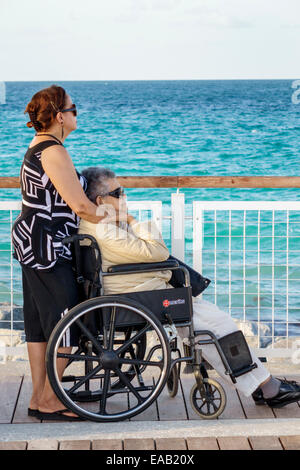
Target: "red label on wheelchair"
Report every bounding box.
[163,299,185,308]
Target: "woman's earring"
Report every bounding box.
[61,122,64,139]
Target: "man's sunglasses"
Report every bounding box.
[61,104,77,117]
[103,187,125,199]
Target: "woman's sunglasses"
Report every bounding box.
[103,187,125,199]
[61,104,77,117]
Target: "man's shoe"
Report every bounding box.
[252,388,266,405]
[265,378,300,409]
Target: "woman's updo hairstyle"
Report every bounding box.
[24,85,67,132]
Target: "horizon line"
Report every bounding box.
[1,78,299,83]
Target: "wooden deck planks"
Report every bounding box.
[130,376,159,421]
[3,436,300,450]
[217,437,251,450]
[92,439,123,450]
[236,389,275,419]
[0,374,23,424]
[0,441,28,450]
[130,401,158,421]
[272,401,300,419]
[279,435,300,450]
[248,436,283,450]
[156,374,188,421]
[59,440,91,450]
[186,437,219,450]
[175,373,248,421]
[3,371,300,424]
[155,438,187,450]
[178,375,202,420]
[124,438,155,450]
[27,439,59,450]
[215,376,245,420]
[13,375,41,423]
[105,389,131,419]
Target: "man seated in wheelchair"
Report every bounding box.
[78,166,300,409]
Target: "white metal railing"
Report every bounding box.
[0,201,23,361]
[193,200,300,358]
[0,197,299,361]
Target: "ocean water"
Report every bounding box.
[0,80,299,337]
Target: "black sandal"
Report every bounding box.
[37,408,85,421]
[28,408,40,418]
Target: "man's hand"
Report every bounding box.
[95,202,136,225]
[127,214,136,225]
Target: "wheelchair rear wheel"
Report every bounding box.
[46,296,171,422]
[190,378,226,419]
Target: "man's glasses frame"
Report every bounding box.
[101,187,125,199]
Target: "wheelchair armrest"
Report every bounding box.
[107,260,179,274]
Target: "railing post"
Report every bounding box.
[193,201,203,273]
[171,192,185,262]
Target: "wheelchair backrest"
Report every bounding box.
[63,234,103,301]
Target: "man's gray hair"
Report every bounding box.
[81,167,116,202]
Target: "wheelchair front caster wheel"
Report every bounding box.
[167,364,179,398]
[190,378,226,419]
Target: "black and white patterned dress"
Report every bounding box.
[12,140,87,270]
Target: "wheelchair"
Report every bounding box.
[45,234,258,422]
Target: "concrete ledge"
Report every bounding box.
[1,418,300,444]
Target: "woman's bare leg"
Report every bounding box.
[38,346,79,416]
[27,342,47,410]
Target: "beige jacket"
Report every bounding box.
[78,218,172,295]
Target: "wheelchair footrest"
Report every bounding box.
[230,362,258,379]
[217,331,259,384]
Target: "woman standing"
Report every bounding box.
[12,85,105,420]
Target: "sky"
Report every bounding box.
[0,0,299,81]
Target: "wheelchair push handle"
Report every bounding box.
[62,234,99,247]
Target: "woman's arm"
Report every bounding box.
[41,145,105,223]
